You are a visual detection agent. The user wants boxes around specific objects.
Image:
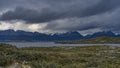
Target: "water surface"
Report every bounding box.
[1,42,120,47]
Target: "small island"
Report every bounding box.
[56,36,120,44]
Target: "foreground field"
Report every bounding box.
[0,43,120,68]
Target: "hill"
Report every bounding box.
[56,36,120,44]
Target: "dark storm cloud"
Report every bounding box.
[0,0,14,8]
[0,7,64,23]
[0,0,25,10]
[1,0,120,23]
[0,0,120,33]
[44,18,100,31]
[81,0,120,17]
[44,8,120,33]
[0,0,97,23]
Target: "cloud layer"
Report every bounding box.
[0,0,120,34]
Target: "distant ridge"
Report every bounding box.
[0,29,119,41]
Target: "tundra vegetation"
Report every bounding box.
[0,43,120,68]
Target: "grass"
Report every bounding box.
[0,43,120,68]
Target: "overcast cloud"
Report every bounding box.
[0,0,120,34]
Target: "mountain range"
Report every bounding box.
[0,29,119,41]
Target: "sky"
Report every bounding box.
[0,0,120,35]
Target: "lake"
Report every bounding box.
[0,42,120,47]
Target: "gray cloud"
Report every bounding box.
[0,7,62,23]
[0,0,98,23]
[1,0,119,23]
[44,8,120,33]
[0,0,120,34]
